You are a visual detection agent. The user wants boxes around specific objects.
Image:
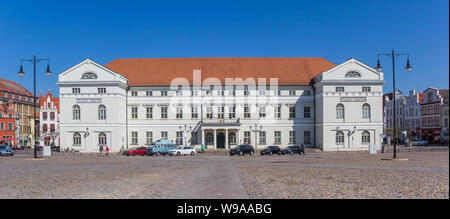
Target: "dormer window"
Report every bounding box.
[81,72,97,79]
[345,71,361,78]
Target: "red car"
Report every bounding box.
[122,147,147,156]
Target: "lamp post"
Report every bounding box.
[18,56,52,159]
[376,49,412,159]
[250,124,262,149]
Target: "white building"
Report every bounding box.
[404,90,423,139]
[39,91,60,147]
[58,57,384,152]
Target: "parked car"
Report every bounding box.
[260,146,282,156]
[169,146,196,156]
[229,144,255,156]
[281,145,303,155]
[0,145,14,156]
[410,138,428,146]
[122,147,147,156]
[145,139,176,156]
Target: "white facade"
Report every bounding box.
[39,91,60,147]
[58,58,384,152]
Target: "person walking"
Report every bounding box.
[99,145,104,156]
[300,144,306,155]
[201,144,205,153]
[105,146,109,156]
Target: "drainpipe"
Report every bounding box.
[311,81,317,149]
[126,86,129,150]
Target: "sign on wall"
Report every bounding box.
[340,97,367,102]
[76,98,102,103]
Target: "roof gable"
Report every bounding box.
[58,58,128,84]
[314,58,383,82]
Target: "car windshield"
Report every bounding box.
[129,147,138,150]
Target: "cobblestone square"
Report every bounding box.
[0,150,448,199]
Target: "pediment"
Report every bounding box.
[315,58,384,82]
[58,58,128,84]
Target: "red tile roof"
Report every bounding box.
[105,57,336,86]
[0,78,34,97]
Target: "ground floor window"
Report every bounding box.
[304,131,311,144]
[362,131,370,144]
[161,131,168,140]
[73,132,81,145]
[176,131,183,145]
[336,131,344,144]
[229,132,236,144]
[206,133,214,145]
[146,131,153,144]
[289,131,296,144]
[259,131,266,145]
[131,132,138,145]
[98,132,107,145]
[244,131,251,144]
[274,131,281,144]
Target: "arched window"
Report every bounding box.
[336,131,344,144]
[98,105,106,120]
[229,133,237,145]
[336,104,345,119]
[362,104,371,118]
[362,131,370,144]
[345,71,361,78]
[98,132,107,146]
[73,105,80,120]
[81,72,97,79]
[73,132,81,145]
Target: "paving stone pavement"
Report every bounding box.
[170,155,249,199]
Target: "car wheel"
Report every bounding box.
[269,151,273,156]
[132,152,136,156]
[191,152,194,156]
[239,151,243,156]
[177,152,181,156]
[250,151,254,156]
[290,151,294,155]
[156,152,160,156]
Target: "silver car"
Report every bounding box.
[0,146,14,156]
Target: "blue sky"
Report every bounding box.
[0,0,448,96]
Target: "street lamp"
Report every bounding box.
[377,49,412,159]
[250,124,263,149]
[18,56,52,159]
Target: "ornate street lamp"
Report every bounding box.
[18,56,52,159]
[377,50,413,159]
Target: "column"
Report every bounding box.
[201,129,205,146]
[225,129,229,149]
[213,129,217,150]
[237,130,240,145]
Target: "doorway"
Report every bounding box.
[217,132,225,149]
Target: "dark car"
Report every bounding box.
[281,145,303,155]
[122,147,147,156]
[229,144,255,156]
[260,146,282,156]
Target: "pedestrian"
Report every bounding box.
[99,145,103,156]
[201,144,205,153]
[301,144,306,155]
[105,146,109,156]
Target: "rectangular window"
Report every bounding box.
[303,90,311,96]
[276,105,281,119]
[244,131,251,144]
[146,132,153,144]
[0,123,3,130]
[131,132,138,145]
[161,131,168,140]
[146,91,153,96]
[274,131,281,144]
[304,131,311,144]
[43,112,48,120]
[218,106,224,119]
[131,107,138,119]
[50,112,55,120]
[244,105,250,119]
[259,131,266,145]
[161,91,168,96]
[98,88,106,93]
[229,106,236,119]
[131,91,138,96]
[191,106,198,119]
[336,87,345,92]
[146,107,153,119]
[161,106,168,119]
[304,106,311,118]
[176,132,183,145]
[206,106,213,119]
[289,90,296,96]
[289,131,296,144]
[289,106,296,119]
[176,106,183,119]
[259,107,266,118]
[362,87,371,92]
[8,123,13,131]
[72,88,80,94]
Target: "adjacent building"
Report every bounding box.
[0,78,39,147]
[419,88,448,143]
[440,90,449,144]
[383,89,406,142]
[404,90,423,139]
[39,90,60,147]
[0,101,17,146]
[58,57,385,152]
